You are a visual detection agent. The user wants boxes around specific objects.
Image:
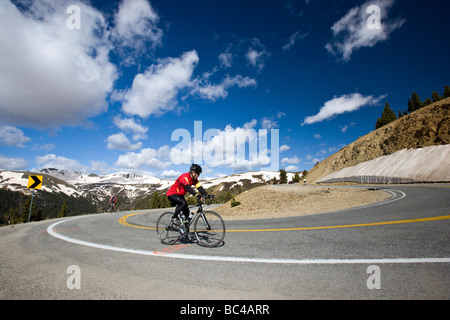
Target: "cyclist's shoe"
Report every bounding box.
[171,216,180,226]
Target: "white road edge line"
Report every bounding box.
[47,217,450,265]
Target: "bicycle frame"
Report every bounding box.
[182,199,213,231]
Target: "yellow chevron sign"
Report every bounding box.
[27,175,43,189]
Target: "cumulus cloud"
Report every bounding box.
[112,116,148,141]
[0,0,117,128]
[170,120,274,172]
[326,0,405,61]
[160,170,182,178]
[279,145,291,152]
[106,133,143,151]
[115,145,172,171]
[111,0,163,65]
[1,1,258,128]
[121,50,199,118]
[119,50,258,117]
[0,125,30,147]
[36,154,89,172]
[302,93,384,125]
[0,155,28,171]
[282,156,300,165]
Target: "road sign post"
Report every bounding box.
[27,175,43,222]
[28,189,35,223]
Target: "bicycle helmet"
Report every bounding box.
[190,164,202,174]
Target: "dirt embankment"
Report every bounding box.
[214,185,391,220]
[306,98,450,183]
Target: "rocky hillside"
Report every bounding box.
[306,97,450,183]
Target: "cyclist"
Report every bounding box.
[166,164,208,225]
[109,195,117,212]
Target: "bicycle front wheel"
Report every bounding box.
[194,211,225,247]
[156,212,180,245]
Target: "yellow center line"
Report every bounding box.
[118,211,450,233]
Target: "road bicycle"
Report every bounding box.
[156,195,225,247]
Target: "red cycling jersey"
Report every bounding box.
[166,172,200,197]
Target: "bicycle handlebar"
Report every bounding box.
[198,194,215,206]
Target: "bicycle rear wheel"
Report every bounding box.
[156,212,180,245]
[194,211,225,247]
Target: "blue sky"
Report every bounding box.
[0,0,449,179]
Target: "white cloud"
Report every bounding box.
[112,119,280,173]
[0,1,261,130]
[245,38,270,72]
[282,156,300,165]
[120,50,257,117]
[106,133,143,151]
[160,170,181,178]
[0,155,28,170]
[260,118,278,130]
[111,0,163,65]
[0,125,30,147]
[0,0,117,128]
[302,93,384,125]
[279,145,291,152]
[282,31,308,51]
[36,154,89,172]
[218,51,233,68]
[170,120,273,172]
[115,145,171,171]
[121,50,199,118]
[112,116,148,141]
[340,122,356,133]
[191,75,257,101]
[285,165,299,172]
[326,0,405,61]
[89,160,109,174]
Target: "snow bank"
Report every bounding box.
[317,145,450,184]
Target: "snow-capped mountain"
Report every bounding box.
[0,168,299,207]
[40,168,171,185]
[0,170,83,197]
[39,168,173,202]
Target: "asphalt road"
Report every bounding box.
[1,185,449,301]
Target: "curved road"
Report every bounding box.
[1,185,449,300]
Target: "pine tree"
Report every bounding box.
[279,169,287,184]
[375,102,397,129]
[444,85,450,98]
[22,196,35,223]
[408,92,422,113]
[422,97,432,107]
[432,91,442,102]
[58,201,67,218]
[149,192,160,209]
